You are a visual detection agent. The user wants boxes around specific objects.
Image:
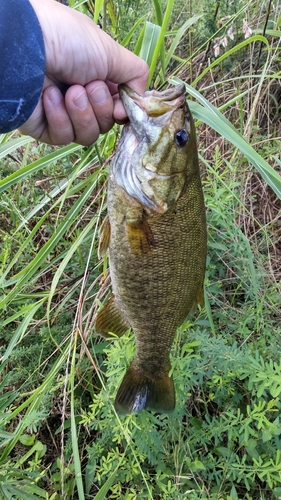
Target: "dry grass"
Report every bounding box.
[174,6,281,286]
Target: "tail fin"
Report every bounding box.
[114,365,175,415]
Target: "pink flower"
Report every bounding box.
[243,20,252,39]
[227,25,234,40]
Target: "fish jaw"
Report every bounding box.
[118,83,186,130]
[112,84,194,214]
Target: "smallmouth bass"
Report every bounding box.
[95,84,207,415]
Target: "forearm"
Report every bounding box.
[0,0,45,133]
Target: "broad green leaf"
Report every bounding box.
[19,434,35,446]
[139,22,161,66]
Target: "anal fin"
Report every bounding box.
[190,285,205,312]
[196,286,205,308]
[114,364,175,415]
[95,294,130,338]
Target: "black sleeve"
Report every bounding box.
[0,0,45,133]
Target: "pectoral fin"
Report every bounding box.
[95,294,130,338]
[126,216,155,255]
[98,216,111,258]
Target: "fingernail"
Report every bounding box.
[74,90,88,110]
[48,87,62,106]
[90,86,108,105]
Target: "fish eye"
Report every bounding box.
[175,129,188,147]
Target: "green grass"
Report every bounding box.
[0,0,281,498]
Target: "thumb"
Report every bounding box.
[97,29,149,94]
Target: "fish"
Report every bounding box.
[94,83,207,415]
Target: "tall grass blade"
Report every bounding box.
[16,145,99,229]
[0,485,45,499]
[192,35,269,87]
[46,214,100,321]
[70,331,85,500]
[148,0,175,84]
[93,0,104,23]
[165,15,202,70]
[170,78,281,199]
[1,299,45,362]
[94,455,125,500]
[0,143,81,193]
[0,344,69,460]
[0,209,52,285]
[152,0,163,26]
[0,181,95,307]
[191,101,281,199]
[0,136,32,159]
[121,15,147,47]
[255,28,281,37]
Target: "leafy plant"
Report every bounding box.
[0,0,281,498]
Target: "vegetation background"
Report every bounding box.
[0,0,281,498]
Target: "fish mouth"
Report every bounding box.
[118,84,187,180]
[119,83,186,122]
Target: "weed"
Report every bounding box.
[0,0,281,498]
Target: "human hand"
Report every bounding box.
[19,0,149,146]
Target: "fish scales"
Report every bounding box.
[95,84,207,415]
